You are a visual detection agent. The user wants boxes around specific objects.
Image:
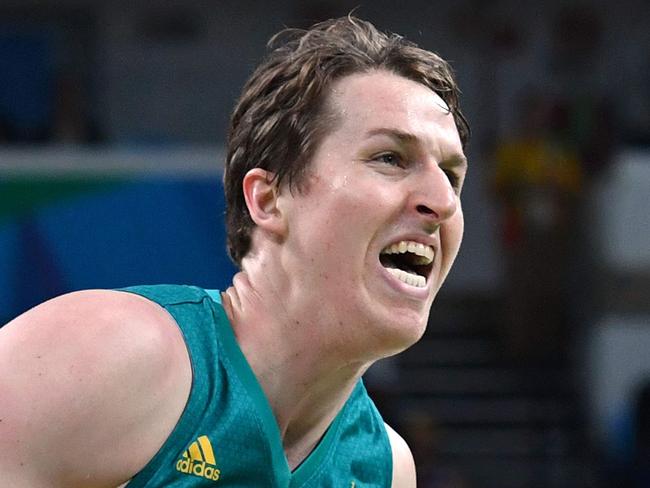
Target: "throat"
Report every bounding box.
[285,436,321,472]
[270,369,360,472]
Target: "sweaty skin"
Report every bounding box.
[0,69,466,488]
[230,69,466,480]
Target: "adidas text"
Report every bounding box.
[176,459,221,481]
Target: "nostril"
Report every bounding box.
[416,205,435,215]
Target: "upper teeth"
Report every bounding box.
[381,240,434,265]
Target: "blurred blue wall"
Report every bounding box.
[0,175,237,321]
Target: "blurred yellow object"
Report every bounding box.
[494,137,583,195]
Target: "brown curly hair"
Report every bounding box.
[224,15,469,265]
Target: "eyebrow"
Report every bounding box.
[365,127,418,144]
[364,127,468,167]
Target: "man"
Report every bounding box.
[0,16,468,487]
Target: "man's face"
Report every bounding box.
[277,69,467,356]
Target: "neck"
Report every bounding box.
[221,270,370,469]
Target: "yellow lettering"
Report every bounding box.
[193,462,205,476]
[176,453,220,481]
[176,459,190,473]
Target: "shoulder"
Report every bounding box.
[0,289,192,487]
[1,289,189,377]
[384,423,417,488]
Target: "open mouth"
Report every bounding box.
[379,240,434,288]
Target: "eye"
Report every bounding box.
[443,169,462,192]
[373,152,404,167]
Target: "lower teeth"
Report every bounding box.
[386,267,426,288]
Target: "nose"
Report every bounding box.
[413,165,458,223]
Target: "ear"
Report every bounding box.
[242,168,286,237]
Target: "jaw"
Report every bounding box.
[366,255,438,344]
[366,237,452,347]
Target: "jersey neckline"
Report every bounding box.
[206,289,351,487]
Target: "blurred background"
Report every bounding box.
[0,0,649,486]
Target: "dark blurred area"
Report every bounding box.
[1,1,649,487]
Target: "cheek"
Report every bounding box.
[442,211,464,261]
[316,196,379,266]
[317,182,377,221]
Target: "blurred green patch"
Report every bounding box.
[0,177,125,221]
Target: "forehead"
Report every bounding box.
[324,70,461,149]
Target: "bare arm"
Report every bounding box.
[0,290,191,487]
[386,423,417,488]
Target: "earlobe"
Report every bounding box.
[242,168,286,236]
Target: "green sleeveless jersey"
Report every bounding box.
[121,284,392,487]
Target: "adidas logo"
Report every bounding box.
[175,435,221,481]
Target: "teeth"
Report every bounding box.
[381,240,434,265]
[385,267,426,288]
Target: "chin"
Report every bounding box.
[375,313,429,357]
